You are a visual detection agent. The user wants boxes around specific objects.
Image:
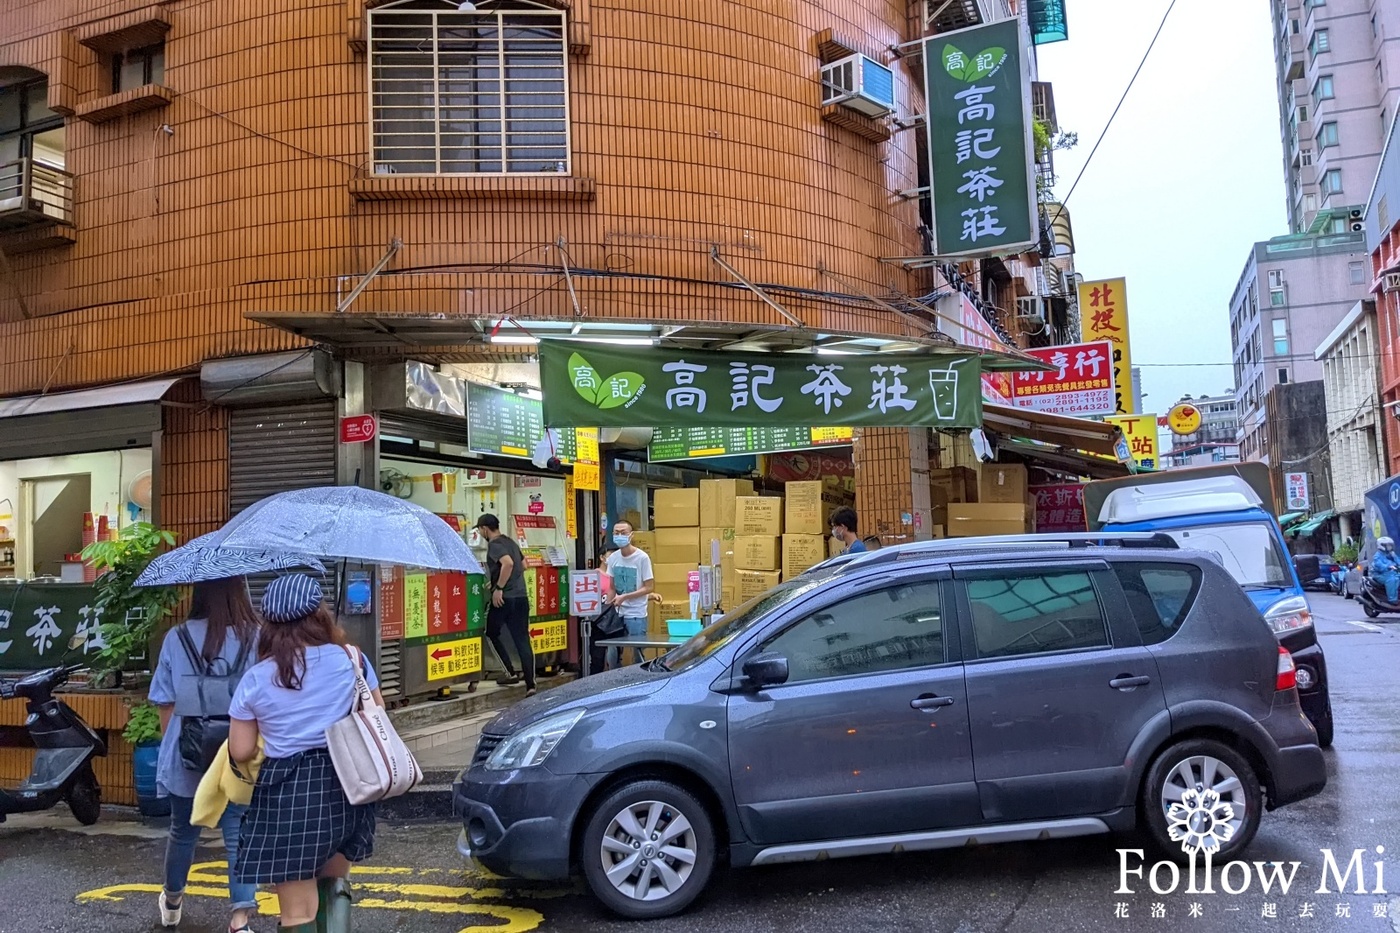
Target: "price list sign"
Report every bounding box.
[466,382,578,461]
[648,426,854,462]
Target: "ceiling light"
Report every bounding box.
[457,1,477,10]
[488,335,539,346]
[560,336,658,346]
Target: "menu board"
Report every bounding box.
[648,426,854,462]
[466,382,577,461]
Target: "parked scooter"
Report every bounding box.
[0,646,106,825]
[1359,574,1400,619]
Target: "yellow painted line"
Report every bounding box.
[76,862,554,932]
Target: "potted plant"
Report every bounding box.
[82,523,179,818]
[124,700,169,818]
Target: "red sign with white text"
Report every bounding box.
[1031,484,1087,533]
[339,414,377,444]
[1009,341,1115,417]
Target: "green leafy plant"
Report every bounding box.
[567,352,645,410]
[81,523,180,676]
[122,701,162,746]
[1334,542,1359,565]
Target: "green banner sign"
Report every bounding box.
[924,18,1037,258]
[0,582,106,674]
[540,342,983,430]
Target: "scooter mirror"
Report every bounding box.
[68,633,87,650]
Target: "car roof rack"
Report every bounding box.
[833,532,1180,572]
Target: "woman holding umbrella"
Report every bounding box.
[148,577,261,933]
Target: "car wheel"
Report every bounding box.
[1141,739,1262,863]
[66,766,101,826]
[1313,704,1334,749]
[580,780,716,920]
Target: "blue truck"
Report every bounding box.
[1085,463,1332,747]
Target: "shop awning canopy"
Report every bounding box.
[982,403,1126,458]
[1279,511,1306,529]
[244,313,1052,374]
[1288,510,1337,536]
[0,377,181,419]
[996,438,1132,480]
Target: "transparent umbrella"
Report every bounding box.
[133,531,328,587]
[199,485,482,573]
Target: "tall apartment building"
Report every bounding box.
[1272,0,1400,234]
[1315,299,1385,535]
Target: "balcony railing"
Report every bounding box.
[0,158,75,231]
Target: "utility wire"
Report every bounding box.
[1050,0,1178,223]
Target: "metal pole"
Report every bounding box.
[337,238,402,313]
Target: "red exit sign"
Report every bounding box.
[340,414,377,444]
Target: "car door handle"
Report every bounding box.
[911,694,955,710]
[1110,675,1151,689]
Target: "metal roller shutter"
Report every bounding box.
[228,401,339,607]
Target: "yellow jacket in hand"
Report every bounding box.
[192,738,263,828]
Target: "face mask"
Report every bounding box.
[613,534,631,547]
[831,528,844,541]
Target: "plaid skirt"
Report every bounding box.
[234,748,376,885]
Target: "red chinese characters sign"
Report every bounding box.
[339,414,377,444]
[1032,484,1087,533]
[1008,341,1115,417]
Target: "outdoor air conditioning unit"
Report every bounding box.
[1016,296,1046,328]
[1384,272,1400,293]
[821,54,896,118]
[1350,208,1364,220]
[1351,221,1365,232]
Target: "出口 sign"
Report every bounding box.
[540,342,985,430]
[1010,341,1114,417]
[922,18,1037,258]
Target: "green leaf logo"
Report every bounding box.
[943,44,1007,83]
[567,351,645,409]
[597,372,644,409]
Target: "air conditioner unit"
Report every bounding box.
[821,54,896,118]
[1351,221,1365,232]
[1350,208,1364,220]
[1384,272,1400,293]
[1016,296,1046,328]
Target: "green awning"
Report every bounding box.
[1279,512,1306,528]
[1289,510,1337,536]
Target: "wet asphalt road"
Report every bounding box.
[3,593,1400,933]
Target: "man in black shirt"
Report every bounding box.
[474,514,536,696]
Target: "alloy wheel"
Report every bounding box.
[598,799,698,901]
[1159,755,1246,851]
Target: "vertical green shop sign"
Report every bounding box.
[923,17,1037,258]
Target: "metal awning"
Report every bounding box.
[1279,511,1306,528]
[0,377,181,419]
[982,403,1125,458]
[244,313,1052,373]
[996,439,1129,479]
[1288,509,1337,536]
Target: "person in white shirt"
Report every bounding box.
[603,521,654,667]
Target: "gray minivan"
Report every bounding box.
[453,535,1327,919]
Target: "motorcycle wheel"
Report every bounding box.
[1364,602,1382,619]
[66,766,101,826]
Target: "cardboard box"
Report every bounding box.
[734,535,781,571]
[784,481,827,535]
[698,527,735,565]
[930,467,979,504]
[736,496,784,536]
[782,534,827,577]
[699,478,755,527]
[652,562,696,603]
[946,503,1028,538]
[828,535,844,558]
[653,527,700,564]
[653,488,700,527]
[981,464,1028,504]
[736,569,781,602]
[629,530,656,554]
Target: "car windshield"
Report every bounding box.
[658,572,832,673]
[1162,521,1291,589]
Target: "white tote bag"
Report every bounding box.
[325,646,422,804]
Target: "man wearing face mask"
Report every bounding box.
[603,521,655,668]
[829,506,866,555]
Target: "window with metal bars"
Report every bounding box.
[368,0,569,176]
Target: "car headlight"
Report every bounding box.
[483,708,585,772]
[1264,595,1313,635]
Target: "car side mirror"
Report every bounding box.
[741,652,789,690]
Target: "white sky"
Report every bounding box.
[1036,0,1287,417]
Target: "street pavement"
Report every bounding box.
[3,593,1399,933]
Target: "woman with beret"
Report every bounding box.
[228,574,381,933]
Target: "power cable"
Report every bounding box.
[1049,0,1178,223]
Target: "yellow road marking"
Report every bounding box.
[76,861,555,933]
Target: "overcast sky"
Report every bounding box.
[1036,0,1286,418]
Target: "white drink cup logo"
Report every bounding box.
[928,367,960,421]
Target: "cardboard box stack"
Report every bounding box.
[783,534,826,577]
[930,466,979,539]
[699,479,753,609]
[653,488,700,527]
[946,503,1029,537]
[653,527,699,564]
[783,481,828,576]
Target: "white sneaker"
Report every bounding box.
[159,891,182,928]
